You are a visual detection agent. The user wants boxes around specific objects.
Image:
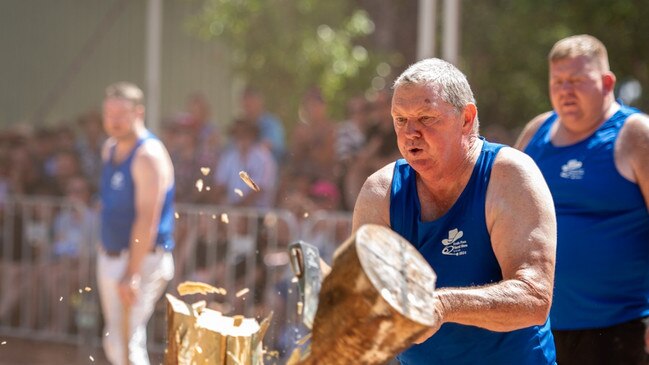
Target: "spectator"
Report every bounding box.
[167,116,212,203]
[48,175,99,332]
[240,86,286,164]
[75,110,107,189]
[335,96,370,164]
[50,149,82,196]
[185,92,221,171]
[288,87,337,181]
[343,90,401,210]
[212,118,277,208]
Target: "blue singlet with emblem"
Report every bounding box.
[524,105,649,330]
[100,133,175,252]
[391,139,556,365]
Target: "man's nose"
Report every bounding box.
[404,119,420,137]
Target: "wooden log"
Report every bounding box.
[164,293,271,365]
[298,224,437,365]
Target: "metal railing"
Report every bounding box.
[0,195,352,361]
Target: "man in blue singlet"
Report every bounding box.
[516,34,649,365]
[98,82,175,365]
[352,58,557,364]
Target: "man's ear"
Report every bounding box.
[603,72,616,94]
[135,104,146,120]
[463,103,477,132]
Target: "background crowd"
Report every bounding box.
[3,82,510,361]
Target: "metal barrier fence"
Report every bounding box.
[0,196,352,362]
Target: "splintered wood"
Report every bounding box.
[165,294,271,365]
[238,171,260,192]
[177,281,226,296]
[294,224,437,365]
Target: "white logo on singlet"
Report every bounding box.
[111,171,125,190]
[560,159,585,180]
[442,228,468,256]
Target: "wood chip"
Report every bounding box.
[177,281,221,296]
[286,347,302,365]
[221,213,229,224]
[200,167,211,176]
[239,171,260,192]
[233,315,244,327]
[235,288,250,298]
[234,188,243,197]
[295,332,311,346]
[195,179,204,192]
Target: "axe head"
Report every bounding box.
[289,241,322,330]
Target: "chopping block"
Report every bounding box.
[296,224,437,365]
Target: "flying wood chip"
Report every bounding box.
[239,171,260,192]
[177,281,221,296]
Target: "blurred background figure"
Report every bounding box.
[48,175,99,333]
[49,149,82,197]
[343,90,401,210]
[211,118,277,208]
[240,86,286,165]
[335,95,371,210]
[75,110,107,190]
[288,87,338,182]
[166,113,215,204]
[184,92,222,172]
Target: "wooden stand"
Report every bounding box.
[298,224,437,365]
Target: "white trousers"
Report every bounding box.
[97,249,174,365]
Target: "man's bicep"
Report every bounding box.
[627,115,649,210]
[488,152,556,282]
[132,152,165,215]
[351,169,392,232]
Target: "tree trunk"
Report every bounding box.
[298,224,437,365]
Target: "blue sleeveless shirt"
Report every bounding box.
[100,132,175,252]
[392,140,556,365]
[524,106,649,330]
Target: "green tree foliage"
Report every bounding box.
[189,0,392,125]
[189,0,649,138]
[462,0,649,134]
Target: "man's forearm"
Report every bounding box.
[125,218,157,279]
[437,278,551,332]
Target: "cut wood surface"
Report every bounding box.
[297,224,437,365]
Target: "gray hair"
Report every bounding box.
[392,58,479,129]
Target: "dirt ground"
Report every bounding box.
[0,336,163,365]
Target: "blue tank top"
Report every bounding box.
[524,106,649,330]
[391,139,556,365]
[100,133,175,252]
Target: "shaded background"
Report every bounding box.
[1,0,647,139]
